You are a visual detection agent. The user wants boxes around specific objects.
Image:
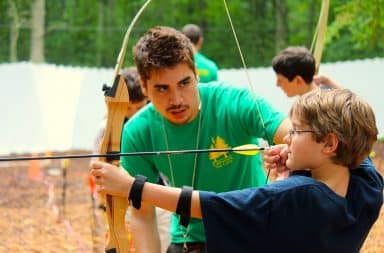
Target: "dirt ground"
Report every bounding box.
[0,143,383,253]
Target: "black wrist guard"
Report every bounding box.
[176,186,194,227]
[128,175,147,210]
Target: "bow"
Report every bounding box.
[310,0,330,74]
[98,1,152,252]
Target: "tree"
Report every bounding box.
[30,0,45,63]
[324,0,384,61]
[273,0,288,53]
[0,0,383,67]
[8,0,20,62]
[7,0,30,62]
[327,0,384,49]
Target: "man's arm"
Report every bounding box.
[272,118,290,144]
[130,202,161,253]
[263,118,290,179]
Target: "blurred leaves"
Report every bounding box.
[0,0,383,68]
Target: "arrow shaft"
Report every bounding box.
[0,147,266,162]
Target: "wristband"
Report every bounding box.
[128,175,147,209]
[176,186,194,228]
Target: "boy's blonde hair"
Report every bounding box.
[290,89,378,168]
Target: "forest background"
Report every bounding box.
[0,0,383,68]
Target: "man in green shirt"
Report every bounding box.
[104,26,290,253]
[182,24,219,83]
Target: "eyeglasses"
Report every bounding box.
[288,129,316,137]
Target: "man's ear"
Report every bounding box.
[140,78,148,96]
[294,75,306,86]
[323,133,339,154]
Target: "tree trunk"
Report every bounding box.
[30,0,45,63]
[8,0,19,62]
[274,0,288,53]
[96,2,104,66]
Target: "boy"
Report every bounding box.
[272,46,341,97]
[92,88,383,253]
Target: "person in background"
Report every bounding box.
[272,46,341,97]
[91,88,383,253]
[182,24,219,83]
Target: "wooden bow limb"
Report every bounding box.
[310,0,330,74]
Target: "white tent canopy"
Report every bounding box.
[1,59,383,154]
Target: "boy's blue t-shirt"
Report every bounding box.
[200,158,384,253]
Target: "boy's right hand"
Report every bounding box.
[262,144,289,175]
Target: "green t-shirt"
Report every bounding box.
[121,81,286,243]
[195,52,219,83]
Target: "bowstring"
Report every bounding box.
[222,0,272,182]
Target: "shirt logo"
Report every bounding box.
[209,137,233,168]
[197,68,209,77]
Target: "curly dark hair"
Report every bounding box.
[133,26,196,82]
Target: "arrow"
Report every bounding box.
[0,144,266,162]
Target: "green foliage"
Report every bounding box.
[325,0,384,61]
[0,0,383,68]
[287,0,321,48]
[0,0,9,62]
[0,0,32,62]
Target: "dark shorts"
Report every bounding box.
[167,242,206,253]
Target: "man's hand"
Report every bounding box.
[90,161,133,197]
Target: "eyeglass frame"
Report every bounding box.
[288,129,316,137]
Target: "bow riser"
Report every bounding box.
[100,75,131,253]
